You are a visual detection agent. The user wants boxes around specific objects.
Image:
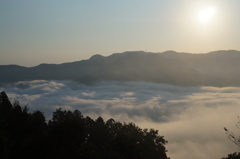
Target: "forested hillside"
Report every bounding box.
[0,91,169,159]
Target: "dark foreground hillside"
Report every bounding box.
[0,91,169,159]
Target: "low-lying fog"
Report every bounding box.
[1,80,239,159]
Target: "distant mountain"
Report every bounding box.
[1,50,240,86]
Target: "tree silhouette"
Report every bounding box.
[222,117,240,159]
[0,91,170,159]
[0,91,47,159]
[47,109,86,159]
[221,152,240,159]
[224,118,240,147]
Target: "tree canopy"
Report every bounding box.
[0,91,169,159]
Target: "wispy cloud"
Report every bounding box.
[1,80,239,159]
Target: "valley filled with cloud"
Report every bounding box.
[1,80,239,159]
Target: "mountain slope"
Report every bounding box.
[1,50,240,86]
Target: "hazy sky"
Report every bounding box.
[1,0,240,66]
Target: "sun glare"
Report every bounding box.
[198,7,216,24]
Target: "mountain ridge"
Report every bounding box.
[1,50,240,86]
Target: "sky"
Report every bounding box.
[1,1,240,158]
[1,80,239,159]
[0,0,240,66]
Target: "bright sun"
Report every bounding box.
[198,7,216,24]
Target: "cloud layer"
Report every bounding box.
[1,80,239,159]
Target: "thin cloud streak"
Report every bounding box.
[1,80,239,159]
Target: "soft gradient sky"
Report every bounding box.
[1,0,240,66]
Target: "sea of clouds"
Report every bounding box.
[1,80,239,159]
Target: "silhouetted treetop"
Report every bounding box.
[221,152,240,159]
[222,116,240,159]
[0,91,170,159]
